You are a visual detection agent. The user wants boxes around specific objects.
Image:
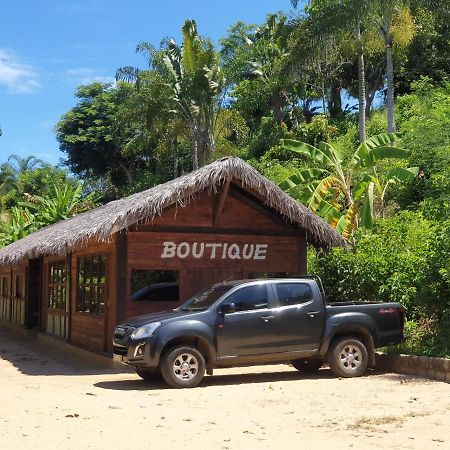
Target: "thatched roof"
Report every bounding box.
[0,157,346,266]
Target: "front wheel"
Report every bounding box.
[328,337,368,378]
[160,346,205,388]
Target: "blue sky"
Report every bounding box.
[0,0,294,165]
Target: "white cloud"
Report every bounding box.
[66,67,114,85]
[0,49,41,93]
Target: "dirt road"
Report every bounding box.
[1,325,449,450]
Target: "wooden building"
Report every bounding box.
[0,157,346,354]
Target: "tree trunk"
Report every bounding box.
[365,65,384,118]
[385,42,396,132]
[357,40,367,143]
[192,140,199,170]
[328,83,342,119]
[272,91,284,124]
[120,163,134,184]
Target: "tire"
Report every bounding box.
[328,337,368,378]
[160,346,205,388]
[291,358,323,373]
[135,368,161,382]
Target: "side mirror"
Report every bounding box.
[220,302,236,315]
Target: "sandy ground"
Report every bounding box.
[1,325,449,450]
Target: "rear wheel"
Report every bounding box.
[328,337,368,378]
[160,346,205,388]
[291,359,323,373]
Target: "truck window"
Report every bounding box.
[130,270,179,303]
[275,283,312,306]
[228,285,269,312]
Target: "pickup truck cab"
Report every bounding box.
[113,277,405,388]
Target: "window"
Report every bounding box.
[276,283,312,307]
[48,261,67,310]
[14,275,24,298]
[76,254,106,314]
[1,276,9,296]
[228,285,269,312]
[130,270,179,302]
[181,285,233,311]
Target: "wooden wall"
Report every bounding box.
[0,267,12,321]
[124,185,307,319]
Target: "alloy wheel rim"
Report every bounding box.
[173,353,199,381]
[339,345,362,371]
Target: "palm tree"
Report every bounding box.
[2,154,43,174]
[0,154,44,200]
[372,1,416,132]
[117,20,224,169]
[245,14,292,124]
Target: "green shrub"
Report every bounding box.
[310,210,450,356]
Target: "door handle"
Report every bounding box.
[261,315,275,322]
[307,311,320,318]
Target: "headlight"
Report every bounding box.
[130,322,161,340]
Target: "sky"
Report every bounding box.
[0,0,295,166]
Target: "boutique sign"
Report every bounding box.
[160,241,268,261]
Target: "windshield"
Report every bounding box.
[178,284,234,311]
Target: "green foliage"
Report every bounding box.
[310,211,450,356]
[395,78,450,207]
[280,133,412,238]
[293,115,338,147]
[21,182,100,227]
[248,117,290,157]
[0,207,37,246]
[0,154,101,247]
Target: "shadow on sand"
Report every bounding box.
[0,324,131,376]
[94,367,344,391]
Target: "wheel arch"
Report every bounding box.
[160,335,215,373]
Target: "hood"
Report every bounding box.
[119,309,201,328]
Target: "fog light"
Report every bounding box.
[134,343,145,358]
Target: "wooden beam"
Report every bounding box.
[131,225,305,237]
[213,179,231,227]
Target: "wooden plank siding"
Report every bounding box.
[11,264,27,326]
[69,239,116,353]
[0,267,12,321]
[123,187,307,319]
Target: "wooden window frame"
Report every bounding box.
[48,260,67,311]
[75,253,107,315]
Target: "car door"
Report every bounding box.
[272,282,324,353]
[216,283,278,358]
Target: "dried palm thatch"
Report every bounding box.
[0,157,347,266]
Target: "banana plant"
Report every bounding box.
[280,133,416,239]
[20,182,100,227]
[0,207,36,246]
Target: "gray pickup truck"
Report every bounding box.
[113,277,405,388]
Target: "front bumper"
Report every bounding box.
[112,337,159,368]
